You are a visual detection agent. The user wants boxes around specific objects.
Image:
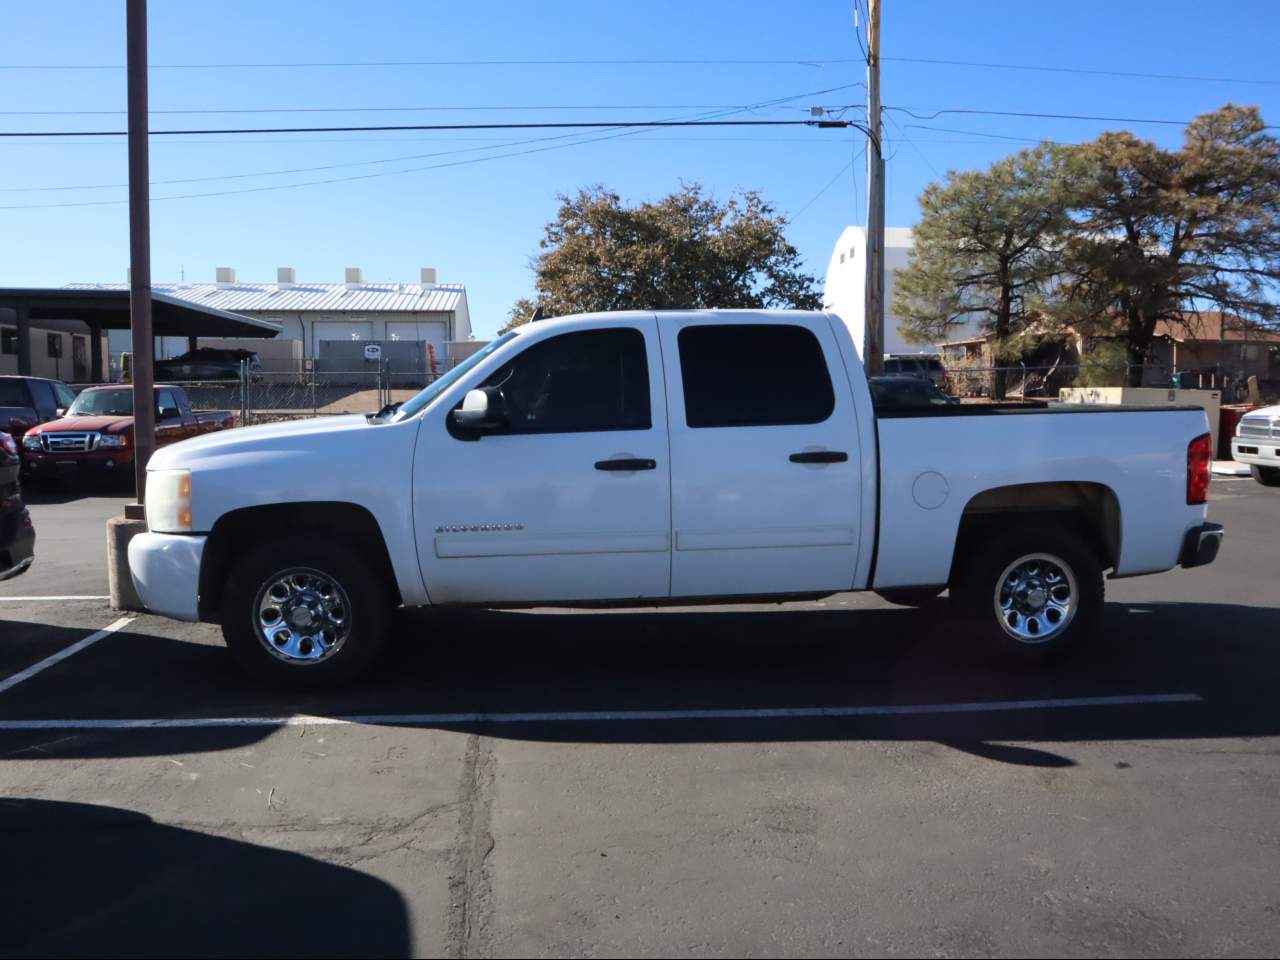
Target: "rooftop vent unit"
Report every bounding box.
[345,267,363,288]
[215,266,236,287]
[420,267,437,285]
[277,267,296,288]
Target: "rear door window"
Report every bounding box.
[677,324,835,428]
[28,380,56,413]
[0,380,30,407]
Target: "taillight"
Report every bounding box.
[1187,432,1212,505]
[0,433,15,457]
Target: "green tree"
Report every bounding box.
[892,144,1074,398]
[503,183,822,332]
[1056,104,1280,386]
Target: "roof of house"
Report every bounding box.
[939,311,1280,347]
[1153,312,1280,343]
[64,281,466,315]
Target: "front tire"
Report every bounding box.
[220,533,390,688]
[952,521,1103,662]
[1251,465,1280,487]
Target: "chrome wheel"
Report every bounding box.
[993,552,1077,644]
[254,567,352,664]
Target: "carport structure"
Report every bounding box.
[0,287,281,382]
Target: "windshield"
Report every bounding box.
[388,332,517,423]
[67,389,134,417]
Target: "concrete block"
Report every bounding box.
[107,516,148,611]
[1212,460,1251,477]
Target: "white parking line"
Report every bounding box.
[0,692,1203,730]
[0,617,135,696]
[0,596,111,602]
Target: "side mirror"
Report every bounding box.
[449,387,507,435]
[55,408,66,417]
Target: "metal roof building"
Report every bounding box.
[1,287,280,382]
[72,267,471,375]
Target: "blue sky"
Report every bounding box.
[2,0,1278,337]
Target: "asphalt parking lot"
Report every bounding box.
[1,477,1278,958]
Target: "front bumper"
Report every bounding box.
[128,532,206,621]
[1179,522,1224,569]
[1231,438,1280,469]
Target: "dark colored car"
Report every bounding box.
[0,375,78,441]
[883,354,948,388]
[868,374,960,412]
[155,348,260,382]
[0,431,35,581]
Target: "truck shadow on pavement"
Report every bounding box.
[0,600,1276,766]
[0,797,411,958]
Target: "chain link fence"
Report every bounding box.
[940,359,1269,402]
[160,358,455,425]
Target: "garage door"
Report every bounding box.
[386,320,446,346]
[312,320,373,357]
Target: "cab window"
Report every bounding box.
[478,328,651,434]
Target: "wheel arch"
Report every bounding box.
[198,501,401,622]
[948,481,1122,585]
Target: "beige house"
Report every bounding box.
[941,312,1280,390]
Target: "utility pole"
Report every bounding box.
[125,0,155,515]
[862,0,885,375]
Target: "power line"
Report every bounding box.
[0,134,863,147]
[901,123,1055,143]
[0,118,859,139]
[0,102,833,117]
[0,56,862,71]
[0,88,864,209]
[885,105,1279,129]
[0,79,867,138]
[851,0,870,64]
[883,111,942,178]
[791,141,867,222]
[0,123,818,210]
[792,154,858,219]
[884,55,1280,87]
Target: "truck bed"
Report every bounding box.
[876,402,1208,419]
[872,403,1212,589]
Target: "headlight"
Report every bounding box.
[97,434,128,448]
[22,435,41,451]
[147,469,194,533]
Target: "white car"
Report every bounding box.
[129,310,1223,688]
[1231,404,1280,486]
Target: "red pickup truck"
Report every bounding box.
[21,384,236,483]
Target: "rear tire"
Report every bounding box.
[952,521,1103,663]
[1251,465,1280,487]
[220,533,390,689]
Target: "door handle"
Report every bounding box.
[595,458,657,471]
[789,451,848,464]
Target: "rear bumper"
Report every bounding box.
[1179,522,1224,569]
[128,532,205,621]
[0,512,35,581]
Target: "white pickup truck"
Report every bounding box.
[1231,404,1280,486]
[129,310,1223,687]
